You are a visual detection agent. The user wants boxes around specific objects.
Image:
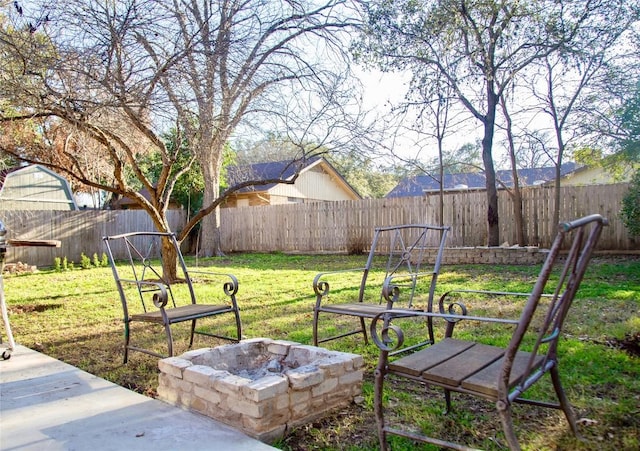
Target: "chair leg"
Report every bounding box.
[234,308,242,341]
[123,321,130,364]
[444,388,452,414]
[550,365,580,437]
[189,319,196,348]
[374,367,389,451]
[497,400,521,451]
[360,317,369,345]
[312,309,320,346]
[164,323,174,357]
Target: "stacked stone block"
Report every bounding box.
[414,246,548,265]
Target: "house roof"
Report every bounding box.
[227,157,360,197]
[386,163,579,198]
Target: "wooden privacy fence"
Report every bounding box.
[0,209,186,267]
[0,183,636,267]
[220,183,636,253]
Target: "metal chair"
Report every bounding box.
[103,232,242,363]
[313,224,449,350]
[370,214,607,450]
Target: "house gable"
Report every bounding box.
[267,159,359,200]
[557,164,635,186]
[224,157,361,207]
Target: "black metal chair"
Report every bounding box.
[313,224,449,351]
[370,214,607,450]
[103,232,242,363]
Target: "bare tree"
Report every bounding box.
[389,75,468,226]
[1,0,361,276]
[498,92,528,245]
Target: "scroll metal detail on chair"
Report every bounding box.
[103,232,242,363]
[370,214,608,450]
[313,224,449,351]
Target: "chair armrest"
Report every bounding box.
[439,289,546,299]
[436,289,554,315]
[186,269,240,312]
[381,269,437,298]
[119,279,170,309]
[369,308,519,352]
[313,267,367,300]
[188,269,239,297]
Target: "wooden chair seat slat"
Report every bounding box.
[389,338,474,376]
[318,303,388,316]
[461,351,545,397]
[419,341,505,386]
[132,304,232,324]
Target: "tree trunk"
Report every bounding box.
[438,135,445,227]
[161,235,179,283]
[483,149,500,247]
[511,177,525,246]
[439,168,444,228]
[501,95,526,246]
[198,146,224,257]
[199,206,223,257]
[553,139,565,229]
[553,160,562,228]
[483,94,500,247]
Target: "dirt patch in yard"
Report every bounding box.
[587,332,640,358]
[607,332,640,357]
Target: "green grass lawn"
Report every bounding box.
[2,253,639,450]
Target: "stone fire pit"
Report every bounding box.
[157,338,364,443]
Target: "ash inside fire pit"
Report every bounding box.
[158,338,364,443]
[236,357,284,379]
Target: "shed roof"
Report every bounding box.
[0,164,78,210]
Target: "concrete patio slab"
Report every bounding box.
[0,345,277,451]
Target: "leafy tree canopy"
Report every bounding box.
[328,152,401,198]
[574,81,640,180]
[621,170,640,236]
[618,82,640,164]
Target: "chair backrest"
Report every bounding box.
[501,214,607,401]
[103,232,194,315]
[359,224,449,310]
